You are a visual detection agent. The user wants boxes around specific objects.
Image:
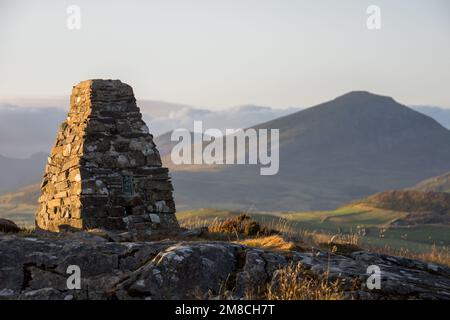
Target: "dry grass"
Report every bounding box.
[253,217,362,247]
[415,245,450,267]
[263,218,450,266]
[238,235,296,252]
[174,213,450,268]
[368,244,450,267]
[265,262,345,300]
[181,214,276,241]
[18,227,35,235]
[300,229,450,267]
[208,214,272,237]
[180,214,364,254]
[299,230,361,247]
[263,218,298,237]
[179,216,211,230]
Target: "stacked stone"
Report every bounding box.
[36,79,179,235]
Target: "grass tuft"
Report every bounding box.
[238,235,296,252]
[265,262,345,300]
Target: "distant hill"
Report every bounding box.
[4,91,450,214]
[165,91,450,211]
[0,183,40,206]
[0,183,39,226]
[351,190,450,225]
[0,153,47,195]
[411,105,450,129]
[413,172,450,193]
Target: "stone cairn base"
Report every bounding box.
[36,79,179,237]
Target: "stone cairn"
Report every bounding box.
[36,79,179,236]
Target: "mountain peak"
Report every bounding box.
[333,91,395,104]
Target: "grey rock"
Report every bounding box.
[0,234,449,300]
[0,218,20,233]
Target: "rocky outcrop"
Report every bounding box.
[36,80,178,234]
[0,219,20,233]
[0,233,449,300]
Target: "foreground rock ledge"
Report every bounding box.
[0,234,449,300]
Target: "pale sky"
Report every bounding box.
[0,0,449,109]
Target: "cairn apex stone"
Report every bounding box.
[36,79,179,234]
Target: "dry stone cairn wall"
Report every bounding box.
[36,79,179,235]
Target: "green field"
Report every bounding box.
[177,206,450,254]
